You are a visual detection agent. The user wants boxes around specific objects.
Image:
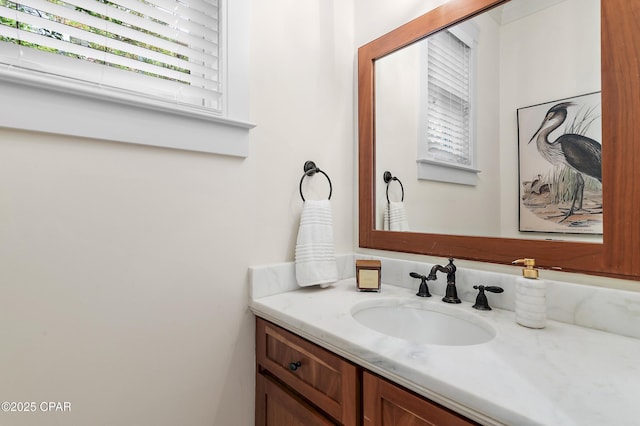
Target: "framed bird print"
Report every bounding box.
[517,91,602,234]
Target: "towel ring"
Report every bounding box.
[383,171,404,203]
[299,161,332,201]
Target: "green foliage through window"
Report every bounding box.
[0,0,192,84]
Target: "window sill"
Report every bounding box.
[416,158,481,186]
[0,69,254,157]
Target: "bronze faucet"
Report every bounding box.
[409,272,431,297]
[427,258,461,304]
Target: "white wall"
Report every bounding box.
[250,0,355,265]
[354,0,451,47]
[0,0,355,425]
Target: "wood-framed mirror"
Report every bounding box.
[358,0,640,280]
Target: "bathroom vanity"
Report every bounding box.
[256,317,474,425]
[250,256,640,425]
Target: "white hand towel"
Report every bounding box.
[383,202,410,231]
[295,199,338,287]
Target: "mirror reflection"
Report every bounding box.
[374,0,601,242]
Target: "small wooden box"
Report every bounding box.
[356,260,381,292]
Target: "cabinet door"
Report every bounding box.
[363,372,477,426]
[256,372,336,426]
[256,318,358,425]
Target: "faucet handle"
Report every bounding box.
[410,272,431,298]
[472,285,504,310]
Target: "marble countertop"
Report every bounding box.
[250,279,640,426]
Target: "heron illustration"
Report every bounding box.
[528,101,601,222]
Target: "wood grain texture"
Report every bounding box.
[362,372,477,426]
[256,318,358,426]
[256,373,335,426]
[358,0,640,280]
[601,0,640,277]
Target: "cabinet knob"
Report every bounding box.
[288,361,302,371]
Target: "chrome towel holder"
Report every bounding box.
[383,171,404,203]
[299,161,332,201]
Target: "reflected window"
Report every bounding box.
[417,22,480,185]
[425,30,471,164]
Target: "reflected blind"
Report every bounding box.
[0,0,221,111]
[425,29,471,166]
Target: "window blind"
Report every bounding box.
[0,0,221,111]
[425,29,471,166]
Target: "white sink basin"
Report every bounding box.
[351,299,495,346]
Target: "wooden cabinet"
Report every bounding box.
[256,372,336,425]
[256,317,477,426]
[363,372,477,426]
[256,318,359,425]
